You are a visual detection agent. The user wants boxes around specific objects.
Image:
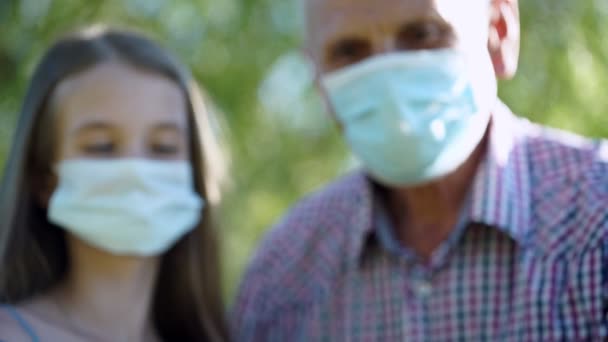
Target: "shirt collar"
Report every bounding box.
[468,101,532,244]
[348,101,532,265]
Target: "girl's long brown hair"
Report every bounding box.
[0,26,229,341]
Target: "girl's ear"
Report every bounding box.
[36,173,57,209]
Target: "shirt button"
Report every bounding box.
[413,280,432,297]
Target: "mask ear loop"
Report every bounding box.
[306,52,344,130]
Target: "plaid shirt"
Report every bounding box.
[232,103,608,341]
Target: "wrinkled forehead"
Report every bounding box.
[305,0,492,50]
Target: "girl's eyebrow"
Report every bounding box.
[72,121,113,135]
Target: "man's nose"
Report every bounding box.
[381,37,398,54]
[373,35,400,55]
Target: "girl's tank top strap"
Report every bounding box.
[1,304,40,342]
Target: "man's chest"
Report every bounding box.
[297,229,605,341]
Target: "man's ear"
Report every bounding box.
[488,0,520,79]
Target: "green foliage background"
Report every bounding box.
[1,0,607,300]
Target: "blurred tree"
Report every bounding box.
[0,0,607,300]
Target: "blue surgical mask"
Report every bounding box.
[48,159,204,256]
[322,49,493,186]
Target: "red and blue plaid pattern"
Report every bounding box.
[232,103,608,341]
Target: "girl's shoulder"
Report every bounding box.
[0,304,37,341]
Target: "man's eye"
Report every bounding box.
[397,22,454,50]
[327,38,371,68]
[83,143,115,154]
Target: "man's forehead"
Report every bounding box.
[305,0,430,41]
[305,0,489,13]
[304,0,490,43]
[305,0,432,20]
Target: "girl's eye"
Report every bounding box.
[83,142,115,155]
[151,144,179,155]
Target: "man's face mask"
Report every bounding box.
[316,0,498,186]
[322,47,496,186]
[48,159,204,256]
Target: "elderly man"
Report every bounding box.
[233,0,608,340]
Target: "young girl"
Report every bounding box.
[0,27,228,341]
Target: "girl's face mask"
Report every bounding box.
[48,159,204,256]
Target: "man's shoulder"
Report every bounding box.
[252,170,371,272]
[269,170,371,241]
[521,121,607,181]
[521,120,608,200]
[240,171,371,310]
[520,120,608,255]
